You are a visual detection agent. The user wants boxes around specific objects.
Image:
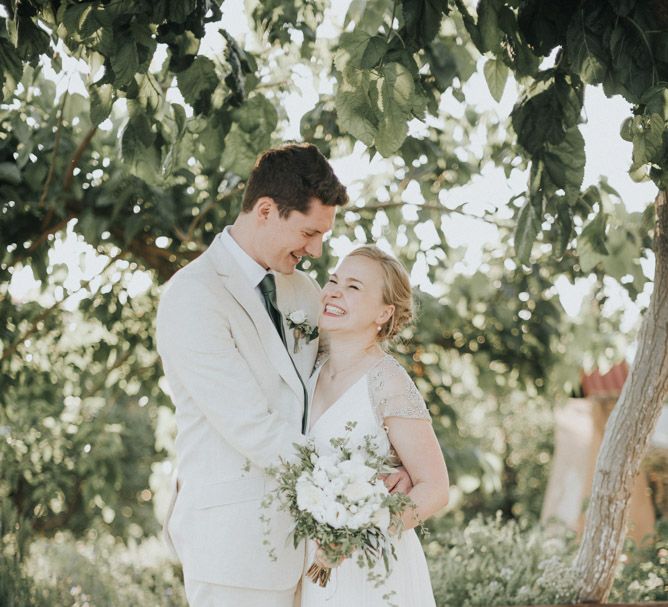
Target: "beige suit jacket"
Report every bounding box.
[156,233,320,589]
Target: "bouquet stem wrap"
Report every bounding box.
[306,562,332,587]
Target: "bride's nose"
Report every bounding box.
[324,285,342,300]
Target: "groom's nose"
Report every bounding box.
[304,235,324,258]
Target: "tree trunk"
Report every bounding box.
[574,189,668,602]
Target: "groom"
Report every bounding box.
[156,143,410,607]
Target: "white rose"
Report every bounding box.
[329,476,347,495]
[311,505,328,525]
[296,475,326,514]
[345,479,375,502]
[371,479,390,498]
[289,310,307,324]
[316,454,339,475]
[370,506,391,531]
[312,467,329,489]
[323,501,349,528]
[347,510,371,530]
[338,459,376,483]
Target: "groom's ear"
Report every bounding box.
[255,196,276,222]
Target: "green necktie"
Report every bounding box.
[258,273,286,344]
[258,273,308,433]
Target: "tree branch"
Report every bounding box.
[357,201,513,227]
[38,93,67,211]
[63,127,98,192]
[1,252,124,363]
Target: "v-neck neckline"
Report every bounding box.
[307,355,387,434]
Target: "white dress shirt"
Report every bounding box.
[220,226,271,304]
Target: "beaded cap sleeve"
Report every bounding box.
[367,355,431,426]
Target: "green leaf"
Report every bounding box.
[631,113,665,166]
[376,99,408,157]
[121,113,155,165]
[136,73,162,114]
[514,197,542,265]
[361,35,387,69]
[483,57,508,102]
[335,71,378,146]
[176,56,218,112]
[401,0,449,46]
[543,127,585,198]
[234,94,278,137]
[477,0,503,53]
[518,0,579,56]
[172,103,187,134]
[63,93,89,124]
[0,162,22,185]
[89,83,114,125]
[380,62,414,112]
[344,0,387,34]
[12,15,51,62]
[161,0,198,23]
[553,202,573,258]
[109,37,139,87]
[580,210,609,256]
[511,72,584,155]
[220,125,259,179]
[335,31,373,73]
[220,95,278,177]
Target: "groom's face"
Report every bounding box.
[259,197,336,274]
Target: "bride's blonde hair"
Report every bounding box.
[346,245,413,341]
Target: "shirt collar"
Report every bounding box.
[220,226,269,289]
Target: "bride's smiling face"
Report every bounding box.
[320,255,394,337]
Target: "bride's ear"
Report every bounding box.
[375,304,394,326]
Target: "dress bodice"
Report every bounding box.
[306,354,431,458]
[306,362,392,458]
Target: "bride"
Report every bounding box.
[301,245,450,607]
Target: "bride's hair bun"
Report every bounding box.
[347,245,413,342]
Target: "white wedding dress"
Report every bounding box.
[300,354,437,607]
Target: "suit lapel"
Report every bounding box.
[210,236,303,401]
[275,274,319,382]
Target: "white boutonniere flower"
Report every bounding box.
[286,310,319,353]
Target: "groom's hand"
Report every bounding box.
[382,466,413,494]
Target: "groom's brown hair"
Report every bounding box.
[242,143,348,217]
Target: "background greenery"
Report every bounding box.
[1,0,667,604]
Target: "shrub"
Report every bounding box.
[426,512,668,607]
[609,518,668,602]
[24,532,187,607]
[426,512,579,607]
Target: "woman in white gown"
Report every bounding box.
[301,246,450,607]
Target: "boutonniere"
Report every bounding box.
[286,310,319,353]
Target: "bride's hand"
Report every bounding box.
[380,465,413,494]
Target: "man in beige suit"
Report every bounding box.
[156,144,348,606]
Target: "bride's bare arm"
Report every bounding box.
[385,417,449,531]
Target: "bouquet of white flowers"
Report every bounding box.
[264,422,415,587]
